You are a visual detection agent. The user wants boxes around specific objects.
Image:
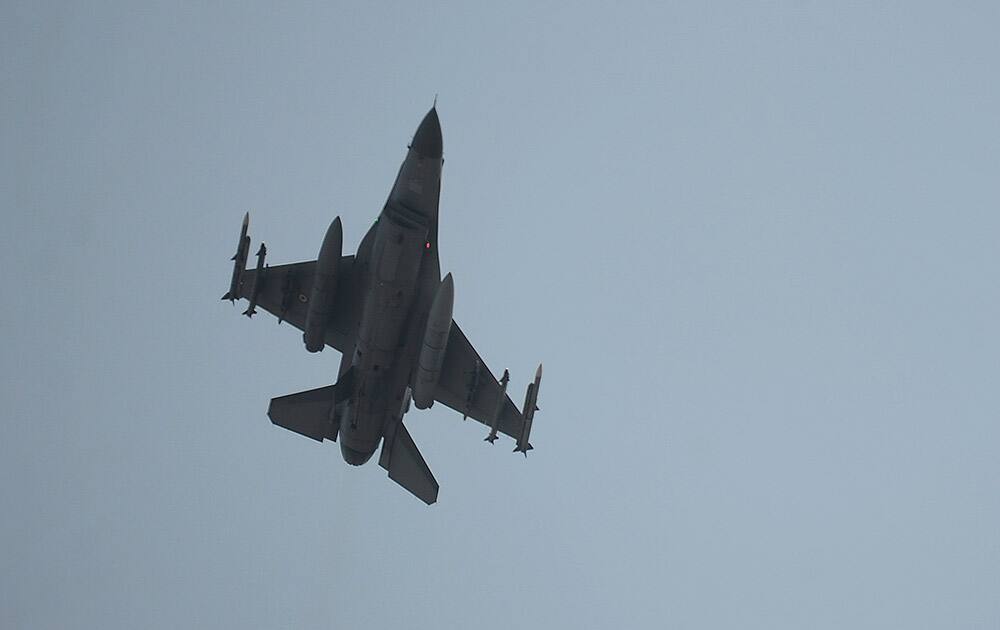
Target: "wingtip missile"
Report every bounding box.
[225,213,252,303]
[513,364,542,455]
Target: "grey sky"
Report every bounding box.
[3,2,998,628]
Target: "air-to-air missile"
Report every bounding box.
[485,369,510,443]
[514,364,542,455]
[242,242,267,317]
[222,212,250,302]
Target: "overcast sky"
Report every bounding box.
[3,2,998,628]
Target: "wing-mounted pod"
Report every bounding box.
[303,217,343,352]
[242,243,267,316]
[222,212,251,302]
[514,364,542,456]
[412,274,454,409]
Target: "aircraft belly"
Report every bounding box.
[338,361,413,457]
[358,215,427,356]
[342,214,429,457]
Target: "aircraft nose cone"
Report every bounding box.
[410,107,442,158]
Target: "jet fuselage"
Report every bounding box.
[335,109,444,464]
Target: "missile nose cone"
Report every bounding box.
[411,107,442,158]
[242,212,249,227]
[536,363,543,379]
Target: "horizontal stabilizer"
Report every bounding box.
[379,422,439,505]
[267,385,337,442]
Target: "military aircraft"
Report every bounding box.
[222,107,541,504]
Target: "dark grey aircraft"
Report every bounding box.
[222,108,541,504]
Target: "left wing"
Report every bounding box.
[433,322,534,445]
[235,257,361,353]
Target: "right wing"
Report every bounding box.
[432,322,529,444]
[236,256,362,353]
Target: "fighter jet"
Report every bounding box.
[222,108,542,504]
